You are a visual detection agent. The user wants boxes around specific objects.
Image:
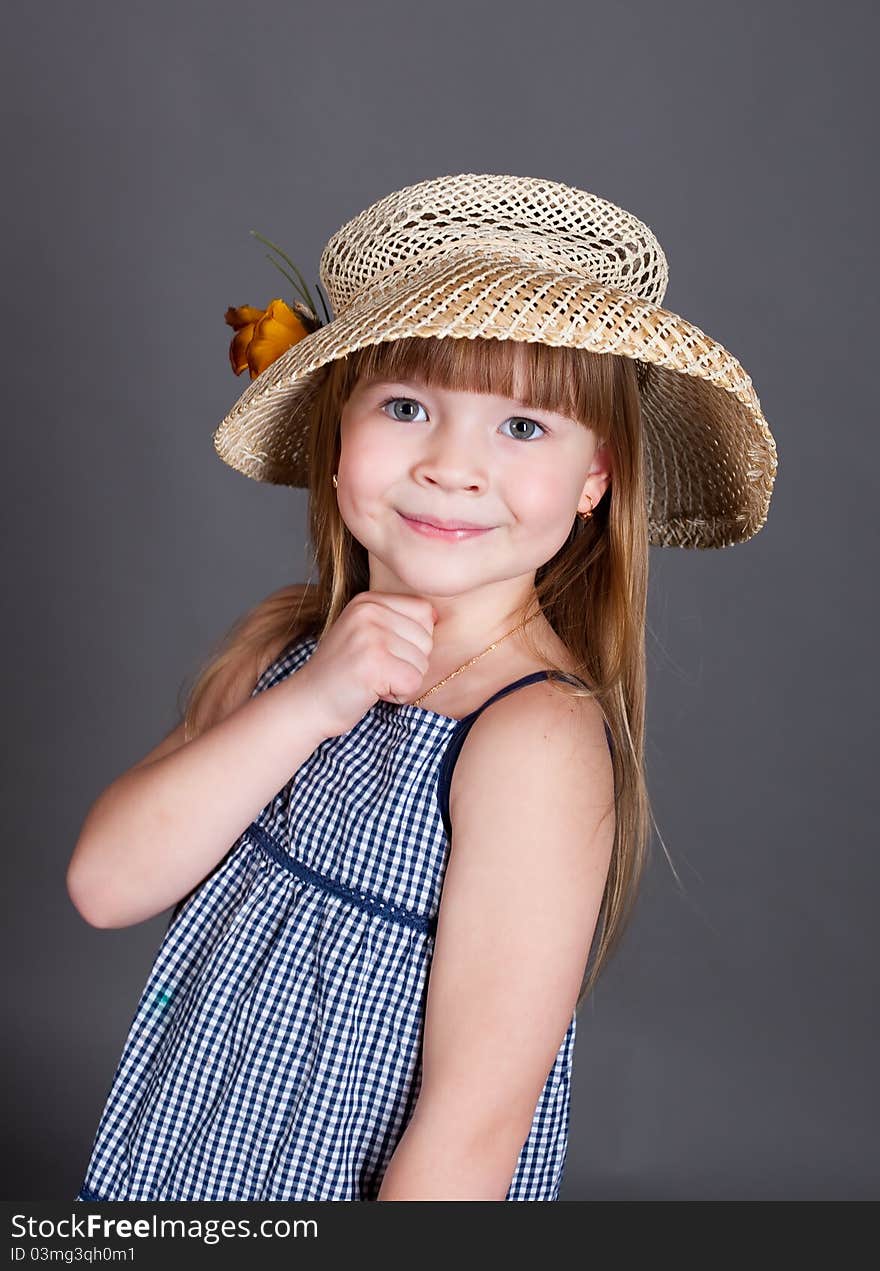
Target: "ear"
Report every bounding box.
[579,440,612,514]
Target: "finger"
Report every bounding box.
[364,591,437,634]
[383,633,431,682]
[362,595,437,648]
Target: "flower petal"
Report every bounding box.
[224,304,266,331]
[228,324,256,375]
[263,297,311,338]
[245,303,310,377]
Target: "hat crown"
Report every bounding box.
[319,172,669,317]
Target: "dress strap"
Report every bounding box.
[436,670,614,841]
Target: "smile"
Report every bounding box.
[397,511,495,541]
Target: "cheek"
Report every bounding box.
[339,426,396,496]
[508,462,574,525]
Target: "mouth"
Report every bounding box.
[397,511,495,541]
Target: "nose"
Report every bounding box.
[412,423,488,493]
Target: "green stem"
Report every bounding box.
[263,254,307,304]
[251,230,319,315]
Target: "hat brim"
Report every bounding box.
[213,251,777,549]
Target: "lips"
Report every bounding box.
[400,512,491,531]
[397,511,494,541]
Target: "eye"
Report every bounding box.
[380,396,428,423]
[380,396,549,441]
[499,416,549,442]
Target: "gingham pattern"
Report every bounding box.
[212,172,778,549]
[76,633,608,1202]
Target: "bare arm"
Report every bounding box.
[377,1104,523,1200]
[66,662,331,930]
[379,680,614,1200]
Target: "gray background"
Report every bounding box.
[4,0,877,1201]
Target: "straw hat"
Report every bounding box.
[213,172,777,549]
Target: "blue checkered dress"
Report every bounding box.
[76,632,613,1202]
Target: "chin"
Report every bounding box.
[373,554,471,594]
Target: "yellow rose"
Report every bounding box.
[225,298,315,379]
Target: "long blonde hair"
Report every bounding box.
[181,334,660,1007]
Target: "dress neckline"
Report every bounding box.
[375,698,471,726]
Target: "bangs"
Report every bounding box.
[341,335,619,432]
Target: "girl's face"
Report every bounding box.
[337,374,611,602]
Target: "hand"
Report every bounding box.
[293,592,438,738]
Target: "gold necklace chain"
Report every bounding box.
[409,612,540,707]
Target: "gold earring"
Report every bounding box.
[577,494,595,522]
[332,473,338,489]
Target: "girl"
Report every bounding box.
[67,173,777,1202]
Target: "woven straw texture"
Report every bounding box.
[213,173,778,549]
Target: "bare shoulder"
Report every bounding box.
[448,675,614,837]
[418,676,615,1138]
